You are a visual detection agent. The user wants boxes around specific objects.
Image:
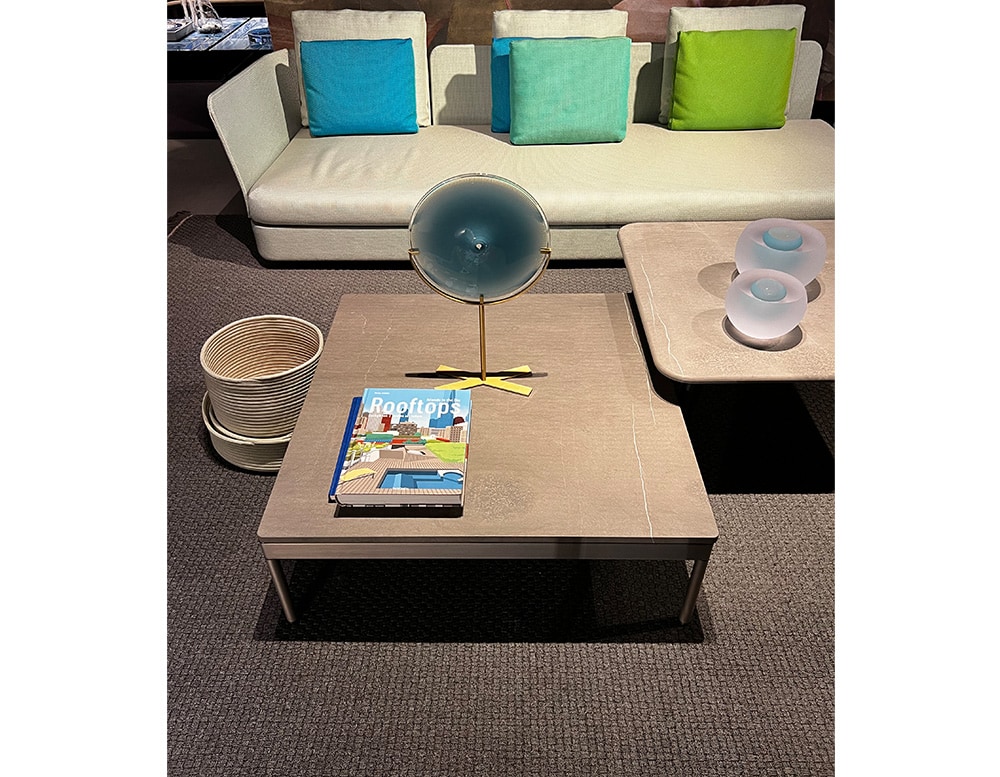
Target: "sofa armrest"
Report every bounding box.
[207,49,301,210]
[788,39,823,120]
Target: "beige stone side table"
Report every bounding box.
[257,293,718,625]
[618,221,835,383]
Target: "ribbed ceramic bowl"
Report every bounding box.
[200,315,323,437]
[201,393,291,473]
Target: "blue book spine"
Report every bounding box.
[328,396,362,502]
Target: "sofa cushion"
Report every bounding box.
[489,7,627,135]
[290,9,430,129]
[669,28,796,131]
[492,9,628,38]
[490,37,526,133]
[508,38,631,145]
[246,122,835,228]
[300,39,418,136]
[491,36,596,133]
[658,3,805,125]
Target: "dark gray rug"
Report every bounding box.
[168,214,834,776]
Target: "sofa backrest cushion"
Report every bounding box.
[299,39,418,136]
[658,3,806,126]
[668,28,796,131]
[492,9,628,38]
[290,9,431,129]
[508,37,631,145]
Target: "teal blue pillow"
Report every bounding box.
[490,37,527,133]
[508,37,631,145]
[299,38,418,136]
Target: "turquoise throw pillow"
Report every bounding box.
[490,37,527,133]
[299,38,418,136]
[669,28,796,131]
[508,37,631,145]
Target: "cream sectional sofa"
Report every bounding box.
[207,6,834,262]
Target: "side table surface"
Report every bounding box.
[619,221,835,383]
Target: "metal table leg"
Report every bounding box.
[678,558,709,625]
[265,558,297,623]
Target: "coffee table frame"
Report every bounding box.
[258,293,718,626]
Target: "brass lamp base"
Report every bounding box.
[429,296,533,395]
[434,364,533,396]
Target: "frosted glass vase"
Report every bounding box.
[725,268,807,340]
[735,218,827,284]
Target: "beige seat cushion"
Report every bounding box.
[290,9,431,129]
[492,9,628,38]
[247,122,835,228]
[658,4,806,125]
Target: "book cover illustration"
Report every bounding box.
[332,388,472,507]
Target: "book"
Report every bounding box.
[329,388,472,508]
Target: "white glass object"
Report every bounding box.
[735,218,827,284]
[725,268,807,340]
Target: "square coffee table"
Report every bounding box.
[257,293,718,625]
[618,221,835,383]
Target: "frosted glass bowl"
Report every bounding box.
[725,268,808,340]
[735,218,827,284]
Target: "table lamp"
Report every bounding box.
[408,174,551,396]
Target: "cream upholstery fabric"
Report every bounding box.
[247,122,834,229]
[429,45,493,126]
[658,4,806,125]
[250,224,626,263]
[492,9,628,38]
[290,10,431,129]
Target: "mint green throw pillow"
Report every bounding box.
[669,28,796,131]
[508,37,631,145]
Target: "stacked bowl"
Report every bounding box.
[199,315,324,472]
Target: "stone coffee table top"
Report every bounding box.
[258,293,717,552]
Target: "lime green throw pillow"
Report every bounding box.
[508,37,631,145]
[669,28,796,131]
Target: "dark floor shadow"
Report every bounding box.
[254,558,705,644]
[679,381,835,494]
[624,293,834,494]
[213,214,264,262]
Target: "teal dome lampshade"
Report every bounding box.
[408,174,551,395]
[735,218,827,285]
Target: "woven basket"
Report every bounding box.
[201,394,291,472]
[200,315,323,438]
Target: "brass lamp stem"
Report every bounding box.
[479,295,486,381]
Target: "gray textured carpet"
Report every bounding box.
[168,214,834,776]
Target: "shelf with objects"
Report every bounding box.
[167,1,271,137]
[167,1,271,81]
